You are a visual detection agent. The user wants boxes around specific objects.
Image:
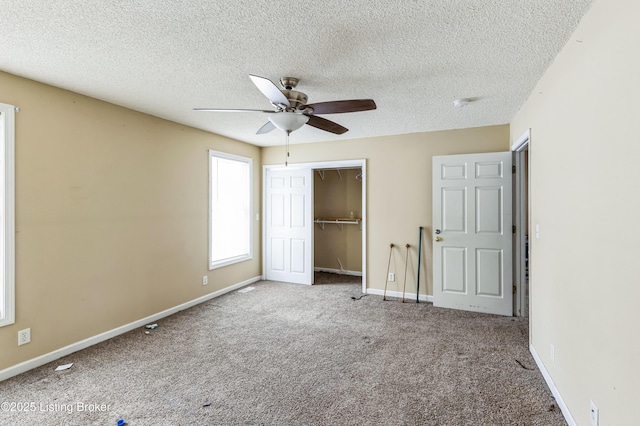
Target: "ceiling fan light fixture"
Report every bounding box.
[268,112,309,132]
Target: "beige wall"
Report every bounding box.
[0,71,261,371]
[263,125,510,296]
[314,168,362,272]
[510,0,640,423]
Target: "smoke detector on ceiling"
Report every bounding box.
[453,98,472,108]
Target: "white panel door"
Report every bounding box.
[265,168,313,285]
[433,152,513,316]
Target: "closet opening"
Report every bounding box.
[313,167,363,287]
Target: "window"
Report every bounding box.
[0,103,15,327]
[209,150,253,269]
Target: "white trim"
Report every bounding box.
[208,150,253,270]
[530,344,576,426]
[314,267,363,277]
[263,159,367,293]
[366,287,434,303]
[361,161,367,294]
[0,276,261,382]
[265,159,365,171]
[511,128,530,152]
[0,103,16,327]
[513,129,530,317]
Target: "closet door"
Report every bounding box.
[265,168,313,284]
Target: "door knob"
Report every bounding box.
[435,236,442,242]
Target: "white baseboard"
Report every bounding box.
[0,276,261,382]
[314,267,362,277]
[366,287,434,303]
[530,344,576,426]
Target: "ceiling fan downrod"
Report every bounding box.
[279,77,298,90]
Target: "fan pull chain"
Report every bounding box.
[285,130,291,167]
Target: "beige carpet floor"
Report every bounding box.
[0,273,564,425]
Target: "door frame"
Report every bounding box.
[263,159,367,293]
[512,129,530,317]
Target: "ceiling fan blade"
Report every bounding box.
[306,99,376,115]
[249,75,290,108]
[306,115,348,135]
[256,121,276,134]
[193,108,273,113]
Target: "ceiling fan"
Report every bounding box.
[194,75,376,135]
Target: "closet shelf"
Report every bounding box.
[314,218,361,230]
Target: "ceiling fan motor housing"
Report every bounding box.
[282,90,308,110]
[279,77,308,110]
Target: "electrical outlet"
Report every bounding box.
[388,272,395,282]
[590,400,599,426]
[550,344,555,363]
[18,328,31,346]
[202,276,208,285]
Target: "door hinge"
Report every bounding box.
[512,225,516,234]
[512,165,516,174]
[513,285,517,294]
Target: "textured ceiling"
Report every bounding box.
[1,0,594,147]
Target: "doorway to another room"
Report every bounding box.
[512,129,530,317]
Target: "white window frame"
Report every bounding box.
[209,150,253,270]
[0,103,16,327]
